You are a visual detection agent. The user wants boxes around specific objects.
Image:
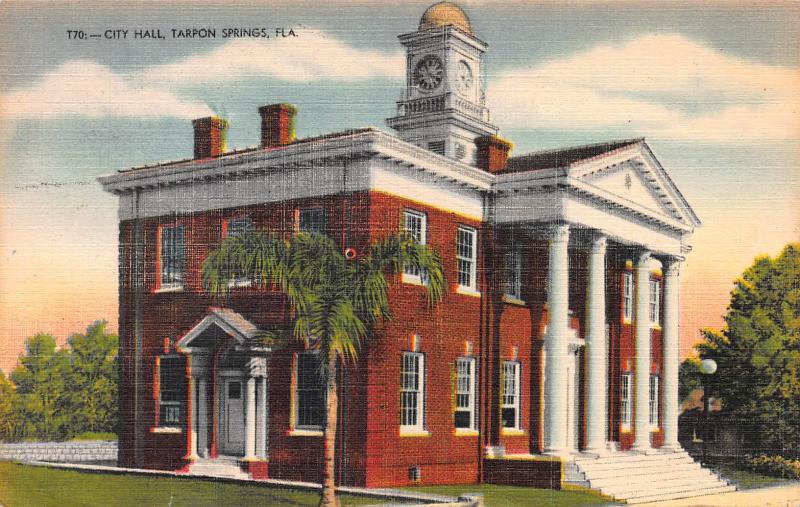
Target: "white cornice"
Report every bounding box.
[98,129,494,194]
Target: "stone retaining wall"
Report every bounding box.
[0,441,118,463]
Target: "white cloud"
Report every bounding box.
[1,60,214,120]
[143,30,404,84]
[2,29,403,120]
[488,34,800,142]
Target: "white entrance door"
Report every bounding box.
[220,378,245,456]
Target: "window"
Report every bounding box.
[456,226,477,291]
[158,356,185,426]
[649,280,661,325]
[503,245,522,300]
[620,372,632,429]
[160,226,185,288]
[403,210,427,280]
[225,217,253,238]
[622,272,634,321]
[649,374,659,427]
[400,352,425,432]
[501,361,520,429]
[225,217,253,286]
[295,352,325,430]
[454,357,477,430]
[428,140,445,155]
[298,208,327,235]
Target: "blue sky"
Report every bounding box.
[0,0,798,371]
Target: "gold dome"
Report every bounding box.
[419,2,473,35]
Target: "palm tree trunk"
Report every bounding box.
[319,355,339,507]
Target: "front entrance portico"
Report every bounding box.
[177,308,270,478]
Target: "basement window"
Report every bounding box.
[408,466,422,483]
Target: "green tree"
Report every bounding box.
[0,370,19,441]
[203,231,445,507]
[11,334,71,440]
[66,321,119,436]
[697,243,800,457]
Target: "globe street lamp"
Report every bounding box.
[699,358,717,465]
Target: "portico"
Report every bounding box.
[176,308,270,477]
[492,139,699,456]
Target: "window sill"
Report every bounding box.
[456,286,481,298]
[650,427,661,433]
[454,429,479,437]
[401,273,425,286]
[620,426,632,434]
[399,430,430,437]
[651,324,662,331]
[288,428,323,437]
[227,280,253,289]
[501,428,525,436]
[502,294,526,306]
[150,427,182,434]
[622,318,632,326]
[154,285,184,294]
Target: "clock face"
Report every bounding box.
[414,55,444,92]
[456,60,473,94]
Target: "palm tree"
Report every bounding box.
[202,230,445,507]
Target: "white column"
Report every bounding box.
[585,234,608,453]
[256,377,267,459]
[244,376,257,460]
[662,259,681,449]
[197,379,208,458]
[187,375,198,460]
[544,224,570,455]
[632,250,652,451]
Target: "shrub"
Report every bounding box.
[742,455,800,479]
[69,431,118,441]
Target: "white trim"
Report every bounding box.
[620,372,633,431]
[293,352,325,432]
[454,357,477,431]
[150,427,182,434]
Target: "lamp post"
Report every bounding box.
[699,358,717,465]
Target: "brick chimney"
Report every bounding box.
[259,103,297,148]
[476,135,513,174]
[192,116,228,159]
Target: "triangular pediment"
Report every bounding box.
[176,307,263,352]
[583,162,673,218]
[569,142,701,227]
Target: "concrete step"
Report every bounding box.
[187,459,250,480]
[582,461,702,481]
[600,475,730,498]
[625,484,737,504]
[574,453,693,469]
[588,467,716,488]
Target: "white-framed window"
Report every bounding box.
[294,352,325,430]
[622,272,634,321]
[158,356,185,427]
[160,226,185,289]
[400,352,425,432]
[503,244,522,301]
[649,280,661,325]
[298,208,327,235]
[454,357,477,430]
[501,361,520,429]
[649,374,659,428]
[456,226,477,291]
[225,216,253,238]
[620,372,632,429]
[403,210,427,281]
[225,217,254,286]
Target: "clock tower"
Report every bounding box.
[386,2,498,165]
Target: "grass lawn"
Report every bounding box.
[405,484,616,506]
[0,462,394,507]
[712,463,796,490]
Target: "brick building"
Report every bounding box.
[100,2,734,501]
